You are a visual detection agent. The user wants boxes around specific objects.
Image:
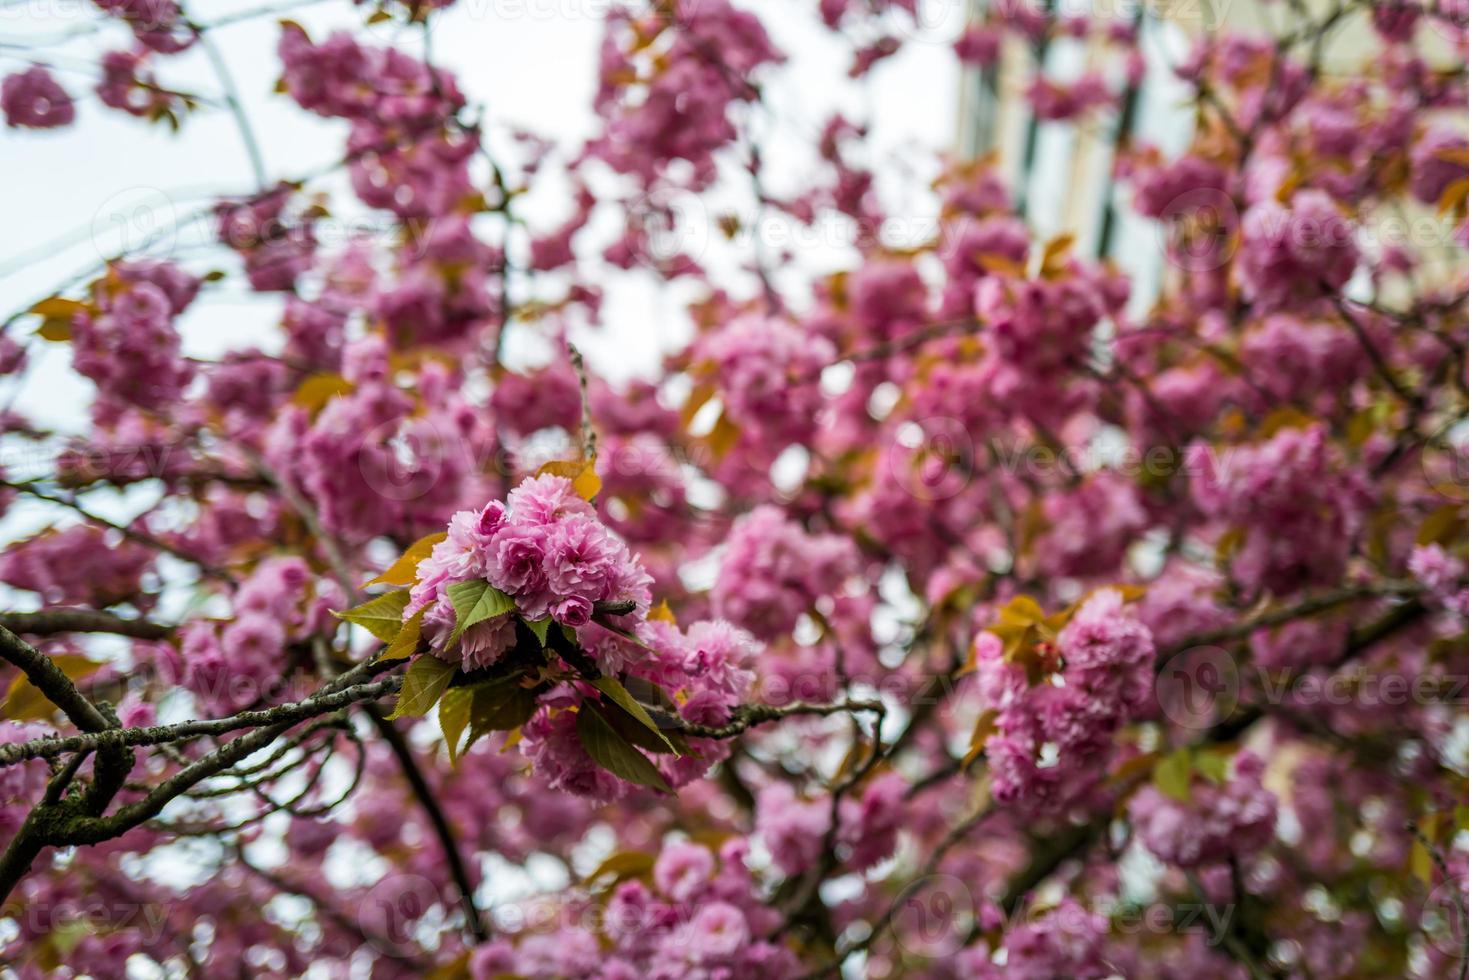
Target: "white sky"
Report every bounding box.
[0,0,967,435]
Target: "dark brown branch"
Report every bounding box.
[1158,580,1424,656]
[0,665,400,901]
[367,707,489,943]
[0,672,401,768]
[0,608,172,641]
[0,623,113,733]
[568,343,598,463]
[671,699,885,740]
[0,628,133,901]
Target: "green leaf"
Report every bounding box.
[575,702,671,793]
[524,616,551,647]
[446,580,516,644]
[467,676,538,745]
[1154,747,1193,802]
[440,687,473,764]
[623,674,681,714]
[378,608,424,662]
[389,655,457,719]
[592,620,652,651]
[599,696,688,756]
[335,590,411,643]
[1193,747,1231,785]
[592,676,677,754]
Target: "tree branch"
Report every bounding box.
[0,623,113,732]
[0,671,402,768]
[671,699,885,740]
[0,608,172,641]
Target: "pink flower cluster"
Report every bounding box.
[692,316,835,448]
[278,24,473,220]
[469,839,799,979]
[712,505,864,641]
[179,558,345,714]
[1187,424,1373,595]
[1238,190,1359,311]
[590,0,782,189]
[1238,314,1365,404]
[214,184,318,293]
[1,66,74,129]
[408,474,653,671]
[976,590,1155,813]
[976,265,1130,377]
[519,616,760,803]
[639,619,758,728]
[1037,473,1149,579]
[1408,543,1469,617]
[937,215,1028,318]
[971,260,1130,426]
[755,773,907,876]
[516,694,627,803]
[376,217,497,347]
[1409,125,1469,207]
[91,0,193,54]
[96,49,177,118]
[1128,751,1278,867]
[0,524,153,609]
[265,334,488,545]
[71,261,199,413]
[953,24,1002,66]
[1128,153,1229,219]
[278,25,461,124]
[957,897,1113,979]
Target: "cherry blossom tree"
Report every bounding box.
[1,0,1468,976]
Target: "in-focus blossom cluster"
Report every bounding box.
[407,473,653,671]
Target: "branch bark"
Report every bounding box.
[0,672,402,768]
[0,608,172,641]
